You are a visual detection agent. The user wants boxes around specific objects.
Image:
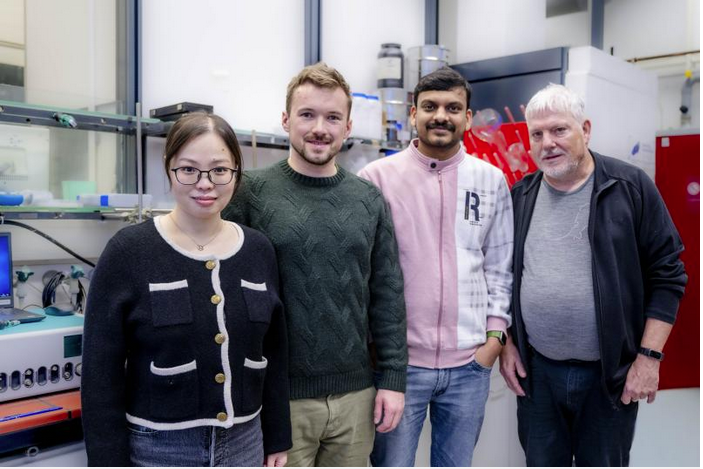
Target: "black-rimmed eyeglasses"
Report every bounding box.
[171,166,239,185]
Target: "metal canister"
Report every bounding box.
[380,88,412,144]
[405,45,450,92]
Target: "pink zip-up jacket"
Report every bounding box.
[359,140,514,369]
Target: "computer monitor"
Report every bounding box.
[0,233,14,308]
[0,232,45,323]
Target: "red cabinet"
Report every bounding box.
[656,132,700,390]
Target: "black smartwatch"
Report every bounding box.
[638,347,665,361]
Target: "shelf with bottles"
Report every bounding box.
[149,122,404,153]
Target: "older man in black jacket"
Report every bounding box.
[499,84,687,466]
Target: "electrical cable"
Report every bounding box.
[2,220,96,267]
[76,277,87,314]
[41,272,89,313]
[42,271,66,308]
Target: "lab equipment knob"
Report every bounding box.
[50,364,60,383]
[63,363,73,381]
[23,369,34,387]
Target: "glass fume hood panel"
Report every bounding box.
[0,119,132,208]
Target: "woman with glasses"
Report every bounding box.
[81,112,291,467]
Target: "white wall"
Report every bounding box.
[617,1,700,133]
[605,0,699,60]
[545,9,590,49]
[439,0,547,64]
[320,0,425,95]
[0,0,25,46]
[141,0,304,136]
[0,0,25,67]
[538,0,700,62]
[657,71,700,129]
[25,0,116,109]
[604,0,700,131]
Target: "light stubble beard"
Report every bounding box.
[538,153,581,180]
[291,141,341,167]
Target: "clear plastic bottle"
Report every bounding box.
[350,92,367,138]
[367,94,383,140]
[377,43,404,89]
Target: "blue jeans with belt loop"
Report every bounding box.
[128,415,264,466]
[517,349,639,466]
[371,361,492,467]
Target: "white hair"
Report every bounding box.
[525,84,587,123]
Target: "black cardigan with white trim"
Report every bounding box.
[81,217,291,466]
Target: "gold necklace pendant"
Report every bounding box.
[170,214,223,252]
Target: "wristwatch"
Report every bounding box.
[486,330,506,346]
[638,347,665,361]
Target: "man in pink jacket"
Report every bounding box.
[359,67,513,467]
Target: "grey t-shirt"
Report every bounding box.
[520,174,600,361]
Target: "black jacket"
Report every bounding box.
[82,218,291,466]
[510,151,687,406]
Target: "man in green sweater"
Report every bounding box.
[224,62,407,467]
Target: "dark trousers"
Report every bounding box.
[517,349,638,467]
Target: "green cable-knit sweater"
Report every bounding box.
[223,159,407,399]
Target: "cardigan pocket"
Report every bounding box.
[241,356,267,414]
[241,280,272,323]
[149,359,199,420]
[149,280,194,327]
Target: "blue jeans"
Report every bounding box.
[371,361,491,467]
[128,415,264,466]
[517,349,639,466]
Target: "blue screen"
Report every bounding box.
[0,235,11,301]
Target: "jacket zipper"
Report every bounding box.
[435,170,444,368]
[590,180,617,408]
[514,183,538,398]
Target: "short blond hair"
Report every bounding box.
[285,62,352,117]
